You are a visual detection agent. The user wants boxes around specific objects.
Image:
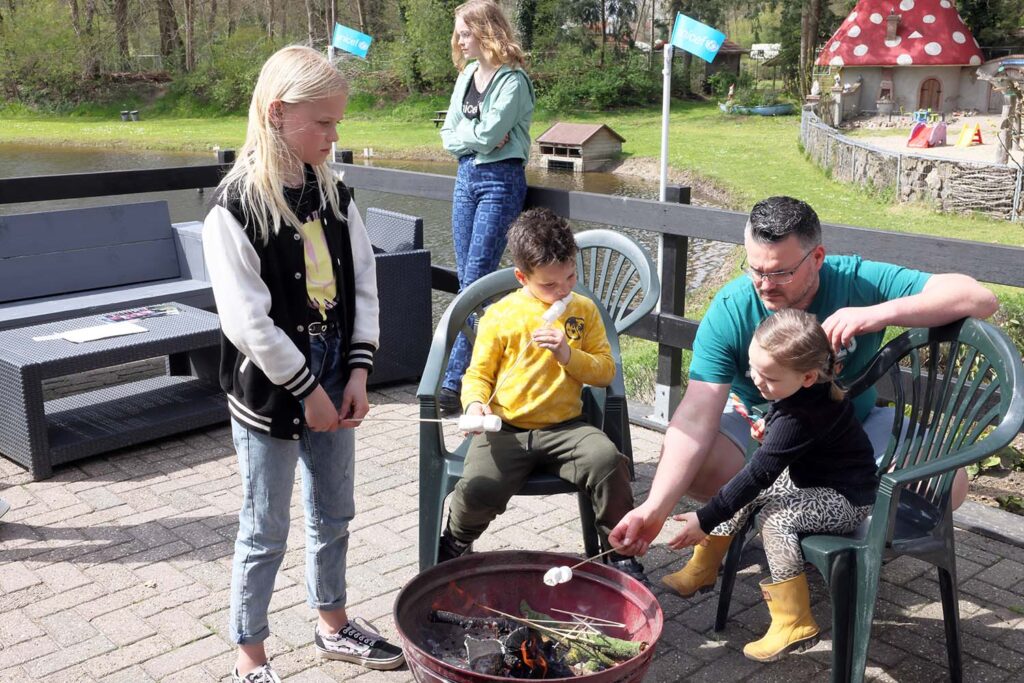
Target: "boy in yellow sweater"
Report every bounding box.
[438,208,646,584]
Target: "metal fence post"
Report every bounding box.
[649,184,690,426]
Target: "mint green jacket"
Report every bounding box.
[440,62,535,165]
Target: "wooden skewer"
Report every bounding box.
[551,608,625,628]
[568,546,618,570]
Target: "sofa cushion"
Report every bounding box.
[0,201,180,304]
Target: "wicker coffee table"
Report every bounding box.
[0,303,227,480]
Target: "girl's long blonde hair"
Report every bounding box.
[451,0,526,71]
[754,309,845,401]
[217,45,348,244]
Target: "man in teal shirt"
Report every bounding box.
[610,196,998,558]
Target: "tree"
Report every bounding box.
[958,0,1024,46]
[516,0,537,50]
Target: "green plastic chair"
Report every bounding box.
[574,228,660,465]
[713,318,1024,682]
[416,229,659,570]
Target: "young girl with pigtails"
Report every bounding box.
[203,45,403,682]
[663,308,879,663]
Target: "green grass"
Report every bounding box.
[2,100,1021,247]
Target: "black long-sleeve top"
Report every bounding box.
[696,383,879,534]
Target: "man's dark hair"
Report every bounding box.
[746,196,821,248]
[507,208,577,273]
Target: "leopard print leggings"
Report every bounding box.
[711,469,871,582]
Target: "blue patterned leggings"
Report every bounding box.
[443,156,527,392]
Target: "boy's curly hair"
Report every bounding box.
[507,208,577,274]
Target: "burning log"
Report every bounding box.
[430,609,517,632]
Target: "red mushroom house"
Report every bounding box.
[816,0,994,115]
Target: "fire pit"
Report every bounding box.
[394,550,663,682]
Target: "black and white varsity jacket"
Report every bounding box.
[202,174,379,440]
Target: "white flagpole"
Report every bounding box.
[659,43,672,202]
[650,41,674,424]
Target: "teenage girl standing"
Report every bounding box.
[438,0,535,415]
[203,45,403,682]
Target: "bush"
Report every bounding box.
[994,291,1024,360]
[157,28,281,115]
[0,1,87,108]
[533,47,660,113]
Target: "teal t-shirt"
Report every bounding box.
[689,255,930,422]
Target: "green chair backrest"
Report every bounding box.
[847,318,1024,513]
[574,229,659,335]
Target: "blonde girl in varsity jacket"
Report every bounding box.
[202,45,403,683]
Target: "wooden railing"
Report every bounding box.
[3,157,1022,421]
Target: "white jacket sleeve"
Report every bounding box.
[345,200,380,371]
[202,205,312,390]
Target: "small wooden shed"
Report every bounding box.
[535,123,625,172]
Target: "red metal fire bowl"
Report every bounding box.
[393,550,664,682]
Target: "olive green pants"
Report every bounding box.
[447,419,633,544]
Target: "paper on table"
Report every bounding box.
[32,321,148,343]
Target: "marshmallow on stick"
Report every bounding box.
[457,413,502,433]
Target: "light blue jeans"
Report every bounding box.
[229,330,355,645]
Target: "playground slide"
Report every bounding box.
[907,122,931,148]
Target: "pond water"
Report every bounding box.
[0,144,736,300]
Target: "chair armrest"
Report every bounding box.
[172,221,208,281]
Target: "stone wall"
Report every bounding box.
[800,109,1024,221]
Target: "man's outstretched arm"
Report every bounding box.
[823,273,998,351]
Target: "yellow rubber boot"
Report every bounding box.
[743,573,820,662]
[661,535,733,598]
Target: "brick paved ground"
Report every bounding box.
[2,382,1024,682]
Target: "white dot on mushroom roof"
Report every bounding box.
[952,32,966,44]
[940,0,951,6]
[923,14,935,23]
[848,11,857,21]
[854,45,869,56]
[830,56,844,66]
[925,42,942,55]
[870,13,883,23]
[970,55,981,65]
[897,54,913,65]
[885,37,902,47]
[899,0,914,10]
[830,41,841,52]
[848,25,861,38]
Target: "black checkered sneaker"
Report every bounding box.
[231,663,281,683]
[315,618,405,670]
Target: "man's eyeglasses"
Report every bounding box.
[744,249,814,285]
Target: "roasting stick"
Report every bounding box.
[551,608,625,628]
[348,414,502,432]
[568,547,618,570]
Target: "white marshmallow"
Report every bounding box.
[556,566,573,583]
[457,414,502,433]
[543,568,560,586]
[541,294,573,324]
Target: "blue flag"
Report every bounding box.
[332,23,372,59]
[670,13,726,63]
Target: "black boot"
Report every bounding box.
[437,528,472,563]
[606,552,652,588]
[438,388,462,418]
